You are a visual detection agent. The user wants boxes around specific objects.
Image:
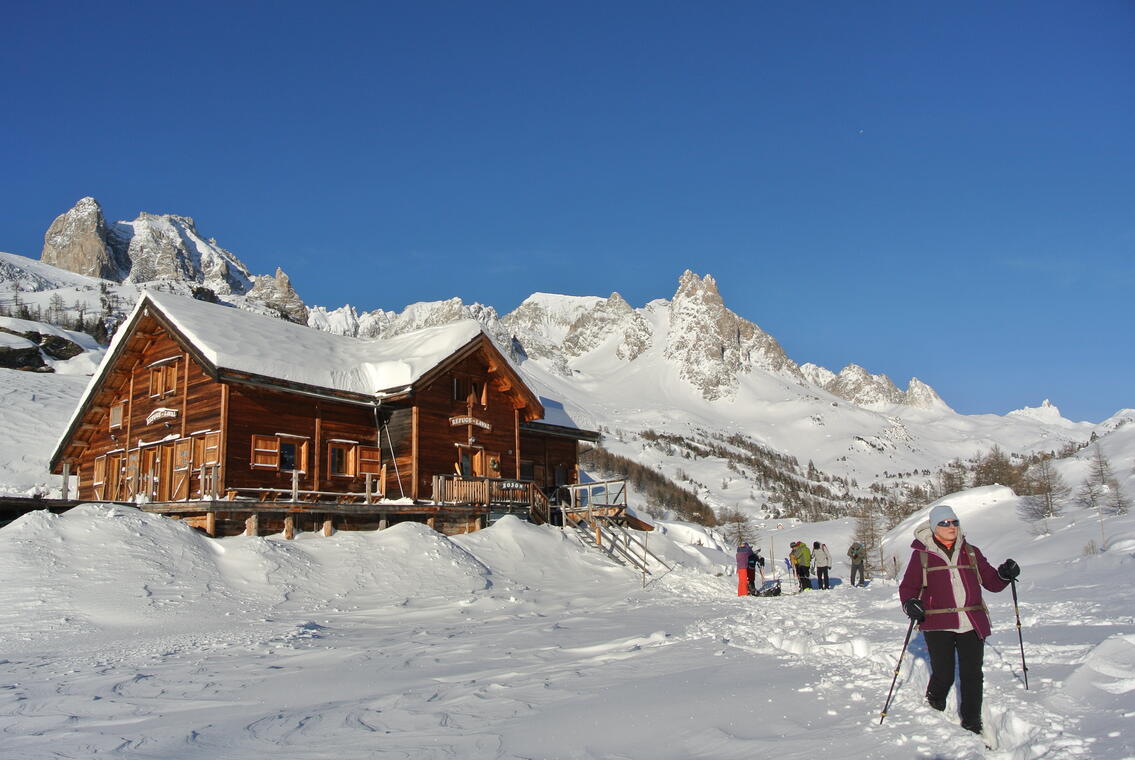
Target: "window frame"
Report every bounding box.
[250,433,309,473]
[148,357,179,398]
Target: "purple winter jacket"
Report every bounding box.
[898,523,1009,639]
[736,544,754,570]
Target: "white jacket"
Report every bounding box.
[811,546,832,568]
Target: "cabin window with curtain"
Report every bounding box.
[251,434,308,472]
[148,357,179,397]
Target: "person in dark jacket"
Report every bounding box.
[898,504,1020,736]
[736,542,756,596]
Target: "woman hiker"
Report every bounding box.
[898,504,1020,736]
[811,541,832,589]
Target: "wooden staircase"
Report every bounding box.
[557,480,671,577]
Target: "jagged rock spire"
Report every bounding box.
[41,197,130,280]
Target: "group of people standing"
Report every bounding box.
[788,540,833,590]
[737,538,864,594]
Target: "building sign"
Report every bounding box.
[146,407,179,425]
[449,416,492,431]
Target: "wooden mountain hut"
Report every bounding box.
[49,291,600,536]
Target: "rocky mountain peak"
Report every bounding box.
[664,270,800,401]
[41,197,130,280]
[826,364,905,406]
[904,377,950,411]
[245,267,309,324]
[39,198,257,298]
[561,291,652,361]
[116,211,253,295]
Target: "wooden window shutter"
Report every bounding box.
[202,432,221,465]
[109,402,124,430]
[251,435,280,469]
[358,446,382,475]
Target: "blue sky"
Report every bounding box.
[3,1,1133,422]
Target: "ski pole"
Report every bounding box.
[1010,578,1029,690]
[879,615,917,724]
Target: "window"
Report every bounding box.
[251,434,308,472]
[453,376,487,406]
[328,443,353,477]
[148,358,179,397]
[109,401,125,430]
[327,443,381,477]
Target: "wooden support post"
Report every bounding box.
[322,517,333,537]
[291,470,300,502]
[283,514,295,540]
[244,512,259,537]
[206,511,216,537]
[379,513,388,530]
[427,516,436,531]
[61,460,71,503]
[365,473,373,504]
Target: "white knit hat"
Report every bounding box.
[929,504,959,527]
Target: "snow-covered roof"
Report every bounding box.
[139,290,486,396]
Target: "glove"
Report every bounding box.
[903,598,926,622]
[998,558,1020,581]
[756,555,765,567]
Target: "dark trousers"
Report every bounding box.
[795,564,810,590]
[815,566,830,589]
[850,562,864,586]
[923,629,985,729]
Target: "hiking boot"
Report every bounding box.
[961,721,982,735]
[926,694,946,712]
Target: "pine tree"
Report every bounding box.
[974,446,1023,491]
[853,508,882,574]
[717,508,755,546]
[1018,456,1071,532]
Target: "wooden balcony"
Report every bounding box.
[430,475,553,524]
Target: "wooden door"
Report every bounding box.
[124,451,140,499]
[172,439,193,501]
[156,443,175,502]
[106,453,124,501]
[141,448,156,501]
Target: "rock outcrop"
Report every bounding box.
[663,270,801,400]
[41,198,255,297]
[40,197,130,280]
[245,268,309,324]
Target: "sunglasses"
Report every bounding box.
[937,519,960,527]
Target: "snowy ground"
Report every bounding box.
[1,490,1132,759]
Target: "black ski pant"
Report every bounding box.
[923,629,985,730]
[794,564,810,590]
[815,566,829,589]
[850,562,864,587]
